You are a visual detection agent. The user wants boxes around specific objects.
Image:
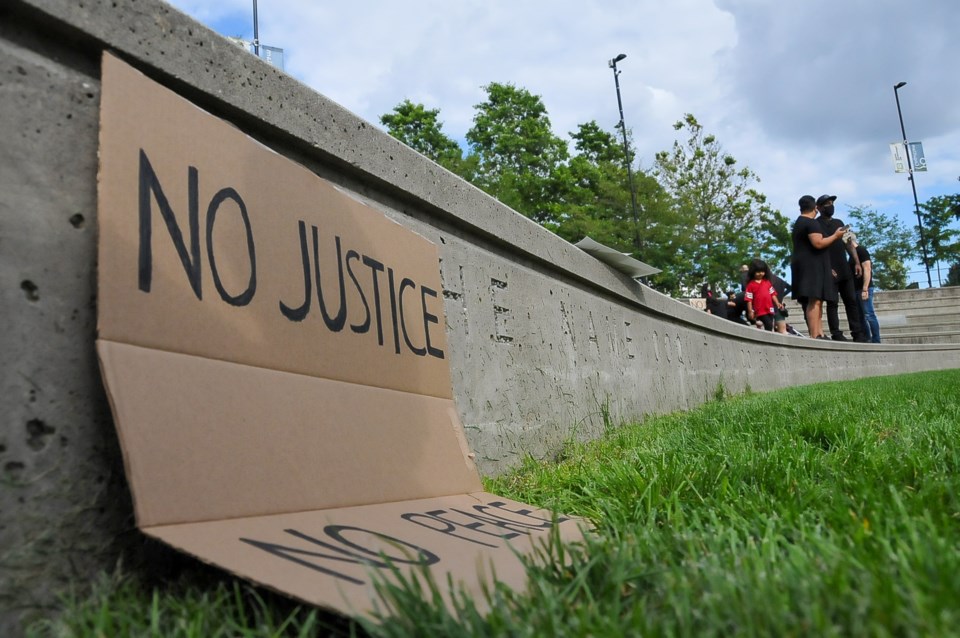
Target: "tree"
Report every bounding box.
[653,113,789,294]
[550,122,639,250]
[379,99,472,176]
[845,205,915,290]
[466,83,569,224]
[946,262,960,287]
[547,121,686,293]
[919,194,960,284]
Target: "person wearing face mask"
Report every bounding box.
[816,195,867,342]
[791,195,847,339]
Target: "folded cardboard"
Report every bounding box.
[574,236,661,278]
[96,53,582,616]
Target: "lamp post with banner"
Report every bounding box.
[608,53,641,255]
[892,81,932,288]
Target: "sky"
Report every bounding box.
[165,0,960,287]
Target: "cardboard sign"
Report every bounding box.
[96,53,582,615]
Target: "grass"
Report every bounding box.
[27,369,960,637]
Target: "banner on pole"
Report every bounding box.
[908,141,927,172]
[890,142,908,173]
[890,141,927,173]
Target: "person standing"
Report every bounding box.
[816,195,867,342]
[739,264,750,291]
[745,259,781,331]
[791,195,846,339]
[849,237,881,343]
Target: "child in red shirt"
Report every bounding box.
[745,259,782,331]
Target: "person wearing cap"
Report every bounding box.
[816,195,866,342]
[791,195,847,339]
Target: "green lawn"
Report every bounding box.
[28,370,960,637]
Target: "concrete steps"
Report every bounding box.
[780,287,960,344]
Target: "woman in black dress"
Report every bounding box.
[791,195,846,339]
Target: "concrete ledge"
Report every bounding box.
[4,1,960,635]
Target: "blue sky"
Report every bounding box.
[165,0,960,287]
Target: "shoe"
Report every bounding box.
[854,337,869,343]
[815,335,830,340]
[831,334,849,341]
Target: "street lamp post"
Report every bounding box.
[893,81,933,288]
[252,0,260,56]
[609,53,641,254]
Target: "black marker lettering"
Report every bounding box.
[387,268,401,354]
[398,278,426,356]
[312,227,347,331]
[362,255,385,345]
[421,286,445,359]
[400,511,503,547]
[206,187,256,306]
[448,508,545,535]
[239,535,365,585]
[482,501,569,526]
[240,526,439,587]
[138,149,201,297]
[279,220,312,321]
[320,526,440,567]
[345,250,370,333]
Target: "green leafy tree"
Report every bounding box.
[569,120,624,165]
[550,122,637,250]
[845,205,915,290]
[653,113,789,294]
[379,99,477,177]
[549,121,685,294]
[466,83,569,224]
[380,92,690,296]
[946,262,960,287]
[919,194,960,284]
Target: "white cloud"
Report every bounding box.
[165,0,960,285]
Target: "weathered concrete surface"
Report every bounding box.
[3,0,960,634]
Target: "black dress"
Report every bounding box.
[790,216,837,303]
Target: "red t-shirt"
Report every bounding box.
[745,279,777,317]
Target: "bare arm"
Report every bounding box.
[846,240,862,277]
[809,226,845,249]
[861,260,872,300]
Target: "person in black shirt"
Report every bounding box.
[849,237,881,343]
[816,195,867,342]
[791,195,846,339]
[706,294,728,319]
[769,271,792,334]
[724,289,749,325]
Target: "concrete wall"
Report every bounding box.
[3,0,960,632]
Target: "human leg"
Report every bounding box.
[774,308,787,334]
[861,287,881,343]
[826,299,843,338]
[838,276,866,341]
[805,298,823,338]
[759,314,775,331]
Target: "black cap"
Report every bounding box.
[798,195,817,211]
[816,194,837,206]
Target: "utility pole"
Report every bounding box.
[609,53,641,254]
[893,81,933,288]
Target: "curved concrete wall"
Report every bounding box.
[3,0,960,632]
